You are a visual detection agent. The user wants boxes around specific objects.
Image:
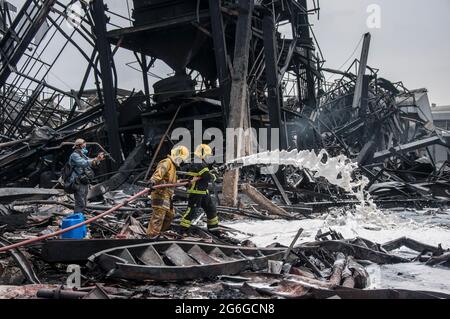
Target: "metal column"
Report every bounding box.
[263,13,286,149]
[360,74,370,118]
[222,0,254,207]
[263,12,287,183]
[208,0,231,125]
[140,53,153,108]
[296,0,316,108]
[352,32,371,110]
[91,0,122,166]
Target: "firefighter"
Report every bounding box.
[146,145,189,238]
[180,144,219,234]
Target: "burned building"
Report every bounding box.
[0,0,449,301]
[1,1,447,203]
[0,6,449,225]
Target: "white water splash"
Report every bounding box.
[228,149,384,224]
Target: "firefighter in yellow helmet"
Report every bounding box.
[146,145,189,238]
[180,144,219,234]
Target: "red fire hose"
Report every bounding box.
[0,182,189,253]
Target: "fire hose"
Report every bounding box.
[0,182,189,253]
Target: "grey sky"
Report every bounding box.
[7,0,450,106]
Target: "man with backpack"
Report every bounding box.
[66,139,105,214]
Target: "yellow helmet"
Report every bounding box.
[170,145,189,165]
[194,144,212,160]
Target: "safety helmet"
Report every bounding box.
[170,145,189,165]
[194,144,213,160]
[73,138,86,149]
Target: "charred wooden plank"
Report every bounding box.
[0,188,62,204]
[41,239,157,263]
[241,183,293,219]
[382,237,444,254]
[425,253,450,266]
[298,240,409,264]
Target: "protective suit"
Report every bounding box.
[147,157,177,237]
[180,144,219,232]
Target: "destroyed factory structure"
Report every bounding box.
[0,0,449,299]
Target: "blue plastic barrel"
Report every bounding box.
[61,213,87,239]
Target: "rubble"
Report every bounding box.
[241,183,294,219]
[0,0,449,300]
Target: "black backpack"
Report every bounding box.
[61,161,75,194]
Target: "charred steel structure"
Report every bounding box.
[0,0,322,184]
[0,0,449,207]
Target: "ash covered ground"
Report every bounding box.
[229,207,450,293]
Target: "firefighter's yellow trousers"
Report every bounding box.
[147,207,175,237]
